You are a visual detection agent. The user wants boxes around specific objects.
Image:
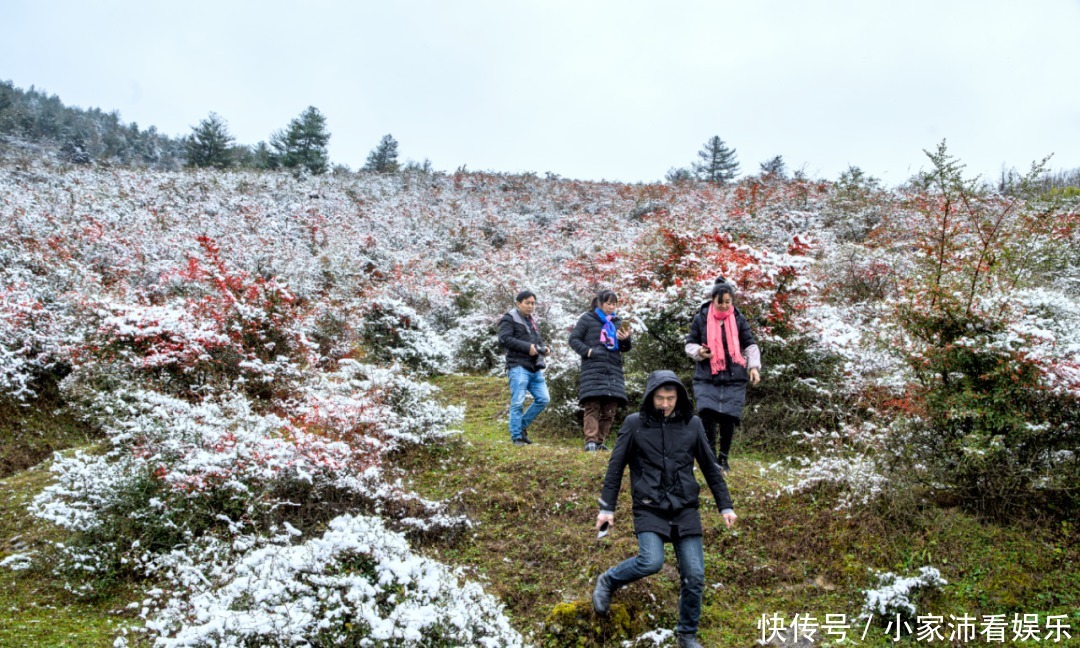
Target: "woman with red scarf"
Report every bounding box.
[684,278,761,471]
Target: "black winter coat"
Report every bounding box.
[497,308,548,372]
[599,370,732,539]
[567,310,631,404]
[686,302,756,418]
[686,302,756,385]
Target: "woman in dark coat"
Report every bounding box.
[568,290,632,452]
[685,278,761,471]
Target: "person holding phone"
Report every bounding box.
[568,290,632,452]
[592,370,736,648]
[685,277,761,471]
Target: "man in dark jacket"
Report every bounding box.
[592,370,737,648]
[497,290,550,446]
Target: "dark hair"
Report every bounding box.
[515,290,536,304]
[710,277,734,303]
[590,289,619,309]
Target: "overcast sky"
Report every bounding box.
[3,0,1079,185]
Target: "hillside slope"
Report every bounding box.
[1,160,1077,646]
[402,375,1080,646]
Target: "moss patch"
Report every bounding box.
[0,388,98,478]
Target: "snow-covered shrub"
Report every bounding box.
[141,514,523,647]
[861,566,947,620]
[359,297,452,376]
[32,389,371,592]
[90,235,316,402]
[306,303,356,362]
[821,166,891,243]
[446,311,503,374]
[0,269,70,402]
[0,552,34,571]
[0,335,36,402]
[878,145,1080,516]
[796,300,911,394]
[307,360,465,448]
[33,364,467,598]
[775,421,894,510]
[899,296,1080,516]
[819,244,902,304]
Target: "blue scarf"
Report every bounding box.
[596,308,618,350]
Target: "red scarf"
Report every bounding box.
[707,304,746,374]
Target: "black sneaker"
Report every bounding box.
[513,439,528,447]
[592,572,613,615]
[677,633,703,648]
[520,429,533,444]
[598,443,610,452]
[584,442,598,452]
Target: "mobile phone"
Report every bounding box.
[597,521,610,539]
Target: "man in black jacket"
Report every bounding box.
[497,290,550,446]
[592,370,737,648]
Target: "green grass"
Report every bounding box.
[0,392,98,479]
[0,374,1077,646]
[402,374,1080,646]
[0,460,140,647]
[0,390,129,646]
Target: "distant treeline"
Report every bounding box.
[0,80,185,168]
[2,79,1079,189]
[0,81,337,173]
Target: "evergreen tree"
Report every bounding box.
[241,141,279,170]
[665,166,694,184]
[693,136,740,184]
[363,134,400,173]
[59,133,91,164]
[184,112,234,169]
[0,81,185,169]
[271,106,330,175]
[402,158,433,174]
[759,155,787,178]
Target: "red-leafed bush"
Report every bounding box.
[890,143,1080,517]
[90,235,316,402]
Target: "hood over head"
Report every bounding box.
[641,370,695,423]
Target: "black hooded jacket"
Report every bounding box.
[598,370,733,538]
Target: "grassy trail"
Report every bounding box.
[0,463,138,647]
[405,374,1080,647]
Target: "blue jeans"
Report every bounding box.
[604,531,705,635]
[508,366,549,440]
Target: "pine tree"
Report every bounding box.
[184,113,234,169]
[759,155,788,179]
[363,134,400,173]
[271,106,330,175]
[693,136,740,184]
[246,141,279,170]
